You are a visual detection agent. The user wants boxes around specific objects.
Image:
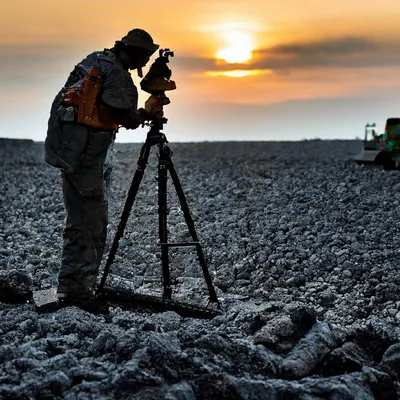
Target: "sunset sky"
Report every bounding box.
[1,0,400,142]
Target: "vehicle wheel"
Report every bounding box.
[383,158,396,170]
[375,152,395,170]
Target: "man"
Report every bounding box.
[45,29,159,311]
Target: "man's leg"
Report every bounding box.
[81,186,108,292]
[58,172,108,298]
[57,130,114,301]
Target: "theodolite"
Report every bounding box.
[140,48,176,131]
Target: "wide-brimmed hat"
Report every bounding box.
[117,28,159,56]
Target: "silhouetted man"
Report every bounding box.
[45,29,159,311]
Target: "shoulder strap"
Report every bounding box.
[96,49,117,65]
[78,63,91,74]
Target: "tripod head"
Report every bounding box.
[140,49,176,132]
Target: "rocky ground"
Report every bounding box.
[0,137,399,399]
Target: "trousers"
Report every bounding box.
[57,127,114,297]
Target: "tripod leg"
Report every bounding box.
[158,144,172,299]
[167,161,219,305]
[97,141,151,292]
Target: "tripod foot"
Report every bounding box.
[163,287,172,299]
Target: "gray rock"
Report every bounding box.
[379,343,400,380]
[322,341,373,376]
[165,381,196,400]
[1,140,400,399]
[281,322,344,379]
[0,269,32,301]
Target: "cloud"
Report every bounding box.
[173,37,398,74]
[172,36,400,76]
[266,37,377,56]
[251,36,400,71]
[0,44,89,89]
[2,35,400,85]
[173,56,216,71]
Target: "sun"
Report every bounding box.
[215,30,254,64]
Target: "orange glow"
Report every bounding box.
[205,70,271,78]
[1,0,400,142]
[209,70,253,78]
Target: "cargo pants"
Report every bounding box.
[57,126,114,298]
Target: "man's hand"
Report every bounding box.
[137,107,153,123]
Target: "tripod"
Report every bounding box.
[97,119,220,310]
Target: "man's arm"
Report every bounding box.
[101,67,145,129]
[107,106,142,129]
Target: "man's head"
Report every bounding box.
[114,29,159,74]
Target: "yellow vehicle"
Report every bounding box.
[354,118,400,170]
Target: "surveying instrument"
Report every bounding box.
[95,49,220,318]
